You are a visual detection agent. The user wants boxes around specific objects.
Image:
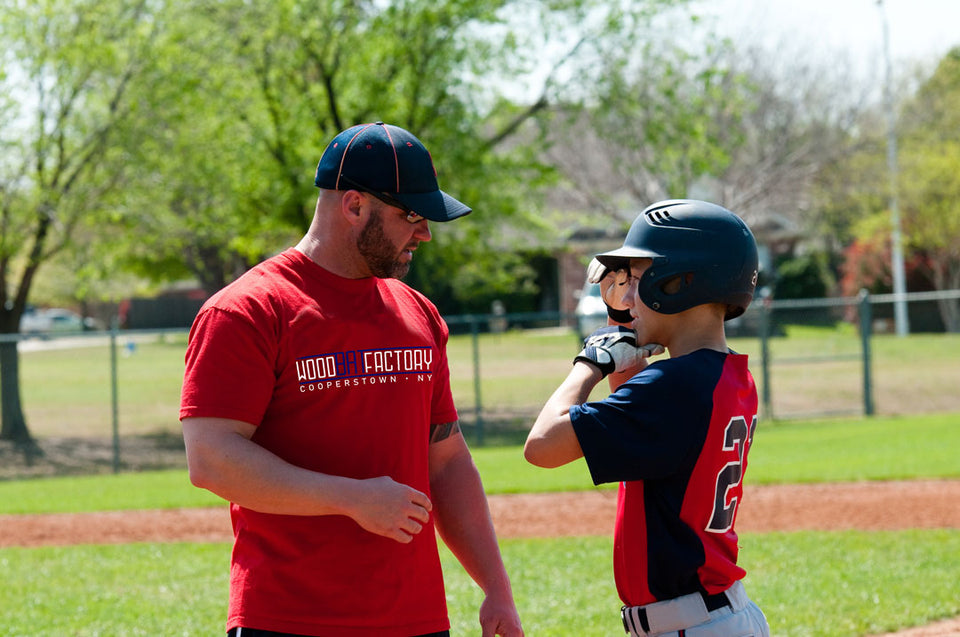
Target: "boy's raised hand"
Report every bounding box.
[575,326,664,377]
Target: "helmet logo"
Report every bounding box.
[751,270,759,286]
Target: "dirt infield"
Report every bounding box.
[3,479,959,635]
[3,479,959,546]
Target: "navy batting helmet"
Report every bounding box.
[595,199,759,320]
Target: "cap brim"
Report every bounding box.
[595,246,661,268]
[394,190,471,222]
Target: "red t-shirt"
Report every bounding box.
[180,249,458,636]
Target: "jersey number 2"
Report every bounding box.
[707,415,758,534]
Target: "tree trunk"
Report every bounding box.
[0,339,41,459]
[931,263,960,333]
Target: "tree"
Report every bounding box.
[90,0,701,311]
[834,48,960,331]
[0,0,159,446]
[3,0,702,443]
[896,49,960,331]
[539,10,881,266]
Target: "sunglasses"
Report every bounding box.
[338,176,425,224]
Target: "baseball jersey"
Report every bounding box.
[569,349,758,607]
[180,248,458,637]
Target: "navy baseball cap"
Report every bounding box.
[314,122,471,222]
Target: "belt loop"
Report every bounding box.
[621,605,650,635]
[621,605,638,635]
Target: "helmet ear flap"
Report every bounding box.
[643,271,698,314]
[659,273,692,296]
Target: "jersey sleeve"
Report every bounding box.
[429,317,458,426]
[570,362,713,485]
[179,306,278,426]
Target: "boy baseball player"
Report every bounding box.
[525,199,770,636]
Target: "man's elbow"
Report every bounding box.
[183,438,226,492]
[185,453,217,491]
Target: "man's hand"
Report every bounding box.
[575,326,663,377]
[480,591,524,636]
[348,476,432,543]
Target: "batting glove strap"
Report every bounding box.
[606,306,633,323]
[574,326,640,378]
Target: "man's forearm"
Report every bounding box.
[430,448,512,594]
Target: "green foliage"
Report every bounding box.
[4,0,715,313]
[0,0,158,315]
[836,46,960,328]
[773,251,835,299]
[812,145,888,248]
[579,27,752,200]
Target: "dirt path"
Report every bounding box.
[3,479,959,546]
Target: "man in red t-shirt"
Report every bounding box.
[181,123,523,637]
[525,200,769,636]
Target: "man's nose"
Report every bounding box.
[414,221,431,242]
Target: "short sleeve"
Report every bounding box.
[179,307,278,426]
[429,318,458,425]
[570,363,712,485]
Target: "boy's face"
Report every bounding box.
[619,258,663,343]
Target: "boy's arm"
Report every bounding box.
[524,362,603,467]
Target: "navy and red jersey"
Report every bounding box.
[570,349,758,607]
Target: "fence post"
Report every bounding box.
[109,318,121,473]
[470,317,484,446]
[858,289,875,416]
[758,290,773,420]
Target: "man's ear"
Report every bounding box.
[340,190,367,227]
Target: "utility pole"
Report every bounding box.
[878,0,910,336]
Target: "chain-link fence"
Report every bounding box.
[1,290,958,476]
[449,290,960,442]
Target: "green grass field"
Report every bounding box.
[6,328,960,635]
[2,531,957,636]
[1,412,959,635]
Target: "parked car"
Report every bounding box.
[19,307,98,334]
[574,280,608,340]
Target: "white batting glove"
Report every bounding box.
[574,326,664,377]
[586,257,632,322]
[586,257,608,284]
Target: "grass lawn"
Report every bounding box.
[1,531,958,636]
[1,412,958,513]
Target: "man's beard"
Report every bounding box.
[357,210,410,279]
